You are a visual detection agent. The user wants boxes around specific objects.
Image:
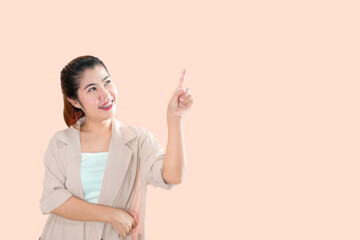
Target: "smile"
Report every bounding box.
[99,100,114,110]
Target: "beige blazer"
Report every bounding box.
[39,116,176,240]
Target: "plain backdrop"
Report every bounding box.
[0,0,359,239]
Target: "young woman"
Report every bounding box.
[39,55,193,240]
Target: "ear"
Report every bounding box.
[67,97,82,109]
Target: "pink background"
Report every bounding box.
[1,0,359,239]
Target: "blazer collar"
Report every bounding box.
[68,115,136,145]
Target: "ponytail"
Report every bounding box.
[63,94,84,129]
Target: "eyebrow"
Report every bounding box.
[84,76,110,90]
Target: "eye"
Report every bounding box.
[88,80,111,92]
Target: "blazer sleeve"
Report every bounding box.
[39,135,73,215]
[139,128,177,190]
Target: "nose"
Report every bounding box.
[100,88,111,100]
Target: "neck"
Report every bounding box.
[80,116,113,134]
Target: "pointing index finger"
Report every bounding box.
[177,68,187,90]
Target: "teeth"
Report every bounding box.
[100,100,112,108]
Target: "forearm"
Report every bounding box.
[50,196,113,223]
[163,115,186,183]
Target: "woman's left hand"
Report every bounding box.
[167,69,194,119]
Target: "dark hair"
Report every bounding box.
[60,55,110,129]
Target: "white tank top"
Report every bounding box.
[80,152,109,204]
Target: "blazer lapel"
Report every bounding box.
[97,116,136,207]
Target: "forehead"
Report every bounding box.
[80,65,108,85]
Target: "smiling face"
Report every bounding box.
[68,64,118,122]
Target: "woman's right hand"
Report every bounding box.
[108,208,137,238]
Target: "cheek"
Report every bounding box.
[83,97,97,106]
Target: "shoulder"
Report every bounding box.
[47,128,72,151]
[126,125,163,151]
[123,124,160,147]
[125,125,154,141]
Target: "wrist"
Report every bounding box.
[103,206,116,223]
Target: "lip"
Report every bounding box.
[100,99,113,107]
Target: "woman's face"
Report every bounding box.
[68,64,118,121]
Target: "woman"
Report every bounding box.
[39,55,193,240]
